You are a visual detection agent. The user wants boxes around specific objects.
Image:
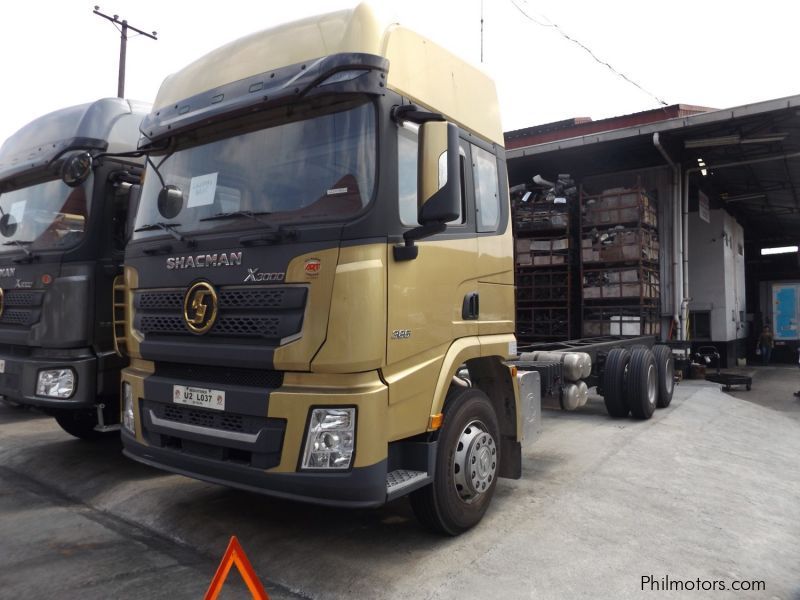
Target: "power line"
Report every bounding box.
[509,0,669,107]
[93,6,158,98]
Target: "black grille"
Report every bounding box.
[136,290,183,311]
[160,403,260,434]
[214,316,280,337]
[155,362,283,388]
[141,399,285,469]
[219,288,289,309]
[4,290,44,307]
[0,309,36,326]
[135,284,306,342]
[140,315,185,333]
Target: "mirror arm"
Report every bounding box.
[393,222,447,262]
[391,104,446,125]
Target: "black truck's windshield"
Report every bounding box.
[0,176,92,255]
[133,102,376,241]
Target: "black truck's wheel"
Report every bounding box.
[410,387,500,536]
[54,410,102,440]
[602,348,631,418]
[627,348,658,420]
[652,345,675,408]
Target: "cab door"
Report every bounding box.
[384,128,479,439]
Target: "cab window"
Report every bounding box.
[472,145,500,232]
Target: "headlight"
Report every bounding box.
[36,368,75,398]
[301,407,355,470]
[122,382,135,434]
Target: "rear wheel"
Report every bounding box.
[652,345,675,408]
[627,348,658,420]
[602,348,631,418]
[410,387,500,536]
[54,409,102,440]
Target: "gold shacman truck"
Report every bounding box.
[0,99,147,438]
[118,4,674,534]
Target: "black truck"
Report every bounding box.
[0,98,149,438]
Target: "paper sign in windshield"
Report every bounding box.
[9,201,26,223]
[187,173,218,208]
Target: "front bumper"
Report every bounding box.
[0,348,98,409]
[121,365,391,508]
[122,429,387,508]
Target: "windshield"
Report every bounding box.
[133,102,376,240]
[0,176,92,254]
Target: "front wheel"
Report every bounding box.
[54,409,103,440]
[410,387,500,536]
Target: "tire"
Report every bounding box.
[652,344,675,408]
[602,348,631,418]
[410,387,500,536]
[54,409,102,441]
[627,348,658,420]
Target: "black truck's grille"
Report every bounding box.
[4,290,44,307]
[0,308,39,327]
[0,290,44,327]
[133,285,307,341]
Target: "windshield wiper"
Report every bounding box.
[199,210,273,225]
[2,240,34,258]
[134,222,196,248]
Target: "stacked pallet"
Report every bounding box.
[513,195,572,344]
[579,185,660,337]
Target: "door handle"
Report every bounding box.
[462,292,479,320]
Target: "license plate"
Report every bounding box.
[173,385,225,411]
[0,360,5,374]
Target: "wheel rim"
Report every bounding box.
[453,419,497,504]
[647,364,657,406]
[665,359,675,393]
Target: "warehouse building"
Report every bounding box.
[506,95,800,366]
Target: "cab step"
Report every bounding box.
[386,469,430,501]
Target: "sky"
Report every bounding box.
[1,0,798,144]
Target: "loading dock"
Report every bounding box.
[506,95,800,366]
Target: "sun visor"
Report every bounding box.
[0,98,143,185]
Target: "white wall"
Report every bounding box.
[688,208,746,342]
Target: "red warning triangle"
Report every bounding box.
[204,536,270,600]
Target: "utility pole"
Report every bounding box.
[93,6,157,98]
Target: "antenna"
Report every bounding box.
[480,0,484,63]
[93,6,158,98]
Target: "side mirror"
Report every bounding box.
[418,121,460,225]
[157,184,183,219]
[61,152,93,187]
[394,121,460,262]
[0,213,18,238]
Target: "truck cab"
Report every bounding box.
[120,4,530,534]
[0,98,148,438]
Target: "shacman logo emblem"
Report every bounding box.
[204,536,269,600]
[304,258,321,276]
[183,281,218,334]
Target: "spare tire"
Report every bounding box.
[602,348,631,418]
[652,344,675,408]
[627,348,658,420]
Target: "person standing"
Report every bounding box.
[757,325,774,365]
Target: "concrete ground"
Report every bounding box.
[0,369,798,600]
